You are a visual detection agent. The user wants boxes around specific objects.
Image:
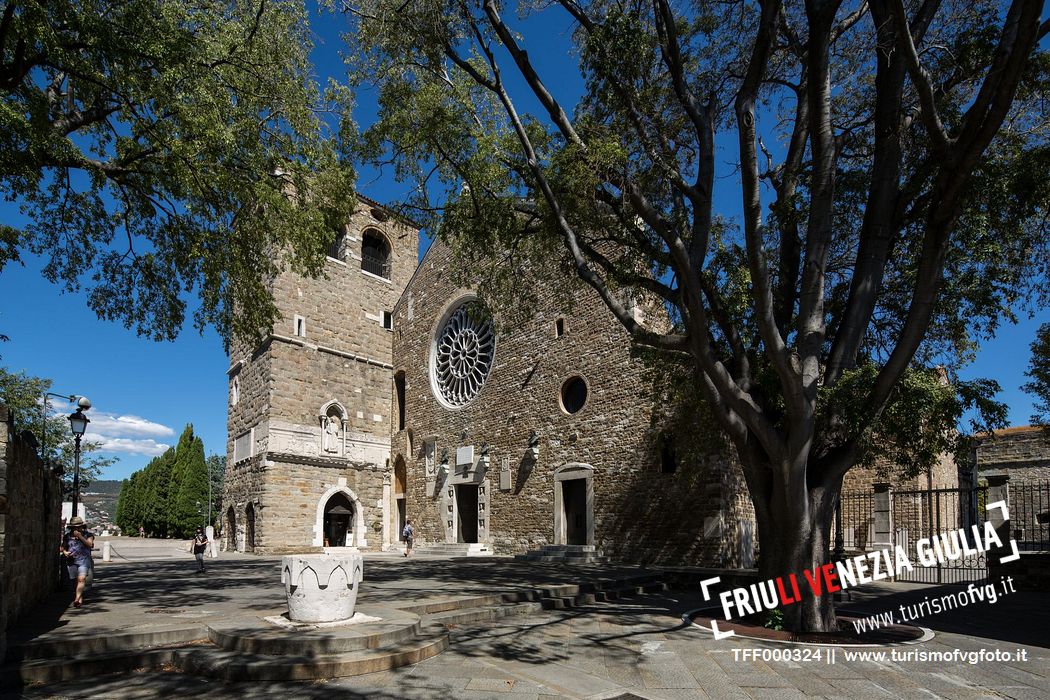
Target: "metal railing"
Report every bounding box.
[832,491,876,552]
[361,251,391,279]
[1011,480,1050,551]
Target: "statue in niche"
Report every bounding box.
[322,414,342,454]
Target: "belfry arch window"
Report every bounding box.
[361,230,391,279]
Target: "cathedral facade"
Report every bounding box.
[224,198,755,565]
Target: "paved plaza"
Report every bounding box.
[5,539,1049,699]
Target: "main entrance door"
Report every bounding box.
[323,493,355,547]
[456,485,479,543]
[562,479,588,545]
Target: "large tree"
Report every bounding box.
[1023,322,1050,427]
[1,0,355,345]
[0,367,114,493]
[347,0,1048,630]
[169,425,209,537]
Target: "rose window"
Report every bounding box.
[431,300,495,407]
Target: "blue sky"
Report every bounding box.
[0,3,1046,481]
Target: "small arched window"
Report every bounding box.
[361,230,391,279]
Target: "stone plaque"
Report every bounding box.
[234,429,253,463]
[499,456,511,491]
[456,446,474,470]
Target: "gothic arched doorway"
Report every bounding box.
[245,502,256,553]
[323,491,355,547]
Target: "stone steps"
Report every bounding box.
[178,623,450,682]
[515,544,606,564]
[6,647,182,686]
[2,572,667,686]
[427,601,543,626]
[412,543,493,556]
[209,616,420,656]
[7,623,207,662]
[539,581,668,610]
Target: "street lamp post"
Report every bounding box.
[67,398,91,520]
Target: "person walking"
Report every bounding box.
[402,519,414,557]
[60,517,95,608]
[192,527,209,573]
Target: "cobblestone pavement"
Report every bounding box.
[11,550,1050,700]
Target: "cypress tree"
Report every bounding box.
[170,426,209,537]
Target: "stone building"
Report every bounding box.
[224,193,755,564]
[975,425,1050,482]
[226,194,961,566]
[388,240,755,566]
[223,197,418,553]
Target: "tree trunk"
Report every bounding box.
[753,474,840,633]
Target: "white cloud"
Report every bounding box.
[83,412,175,439]
[83,433,171,456]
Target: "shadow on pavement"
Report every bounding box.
[840,579,1050,649]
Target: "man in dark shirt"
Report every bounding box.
[60,517,95,608]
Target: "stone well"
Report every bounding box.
[281,552,364,623]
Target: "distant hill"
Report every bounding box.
[82,479,123,496]
[81,480,123,532]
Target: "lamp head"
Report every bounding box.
[76,396,92,410]
[68,408,89,436]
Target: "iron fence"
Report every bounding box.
[832,491,876,553]
[1010,480,1050,552]
[891,486,988,584]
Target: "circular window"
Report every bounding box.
[431,299,496,408]
[560,376,588,414]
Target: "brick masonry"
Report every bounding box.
[0,404,63,660]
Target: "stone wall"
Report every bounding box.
[223,202,419,552]
[0,404,63,659]
[390,240,750,567]
[976,426,1050,482]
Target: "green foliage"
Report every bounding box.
[0,366,114,493]
[821,365,1007,479]
[1,0,356,347]
[345,0,1044,631]
[1023,323,1050,428]
[206,453,227,523]
[116,425,215,537]
[345,0,1042,465]
[764,609,784,631]
[169,425,209,537]
[117,428,217,537]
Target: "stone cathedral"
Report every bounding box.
[224,196,758,566]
